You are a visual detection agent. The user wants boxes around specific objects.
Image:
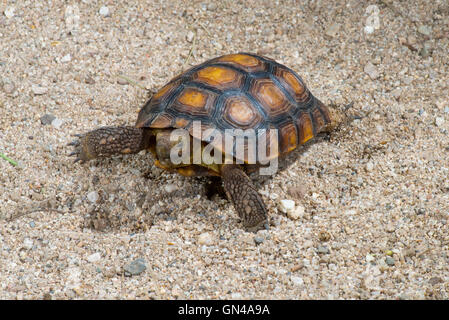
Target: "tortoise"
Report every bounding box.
[69,53,338,232]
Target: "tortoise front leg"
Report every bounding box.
[68,126,148,162]
[221,164,268,232]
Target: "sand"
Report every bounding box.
[0,0,448,299]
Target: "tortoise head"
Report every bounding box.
[154,130,188,169]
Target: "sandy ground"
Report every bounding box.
[1,0,448,299]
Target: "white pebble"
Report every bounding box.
[364,25,374,34]
[269,193,279,200]
[435,117,444,128]
[51,118,64,129]
[376,125,383,134]
[279,199,295,214]
[99,6,110,16]
[345,209,357,215]
[61,54,72,63]
[365,161,374,172]
[325,23,340,37]
[4,6,15,18]
[231,292,242,299]
[87,252,101,263]
[198,232,214,246]
[164,184,178,193]
[64,5,80,32]
[288,204,304,220]
[23,238,33,250]
[186,31,195,43]
[291,276,304,286]
[364,62,379,80]
[87,191,99,203]
[31,84,48,95]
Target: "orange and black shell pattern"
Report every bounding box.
[136,53,331,161]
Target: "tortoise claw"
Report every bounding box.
[68,133,87,163]
[67,140,80,147]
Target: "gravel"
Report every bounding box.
[1,0,448,300]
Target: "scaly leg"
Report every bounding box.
[221,164,268,232]
[68,126,148,162]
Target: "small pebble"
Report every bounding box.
[164,184,178,193]
[23,238,33,250]
[87,191,99,203]
[87,252,101,263]
[365,161,374,172]
[318,230,331,242]
[364,62,379,80]
[253,236,264,245]
[408,35,417,45]
[366,254,375,263]
[61,54,72,63]
[291,276,304,286]
[403,248,416,257]
[364,25,374,34]
[279,199,295,214]
[32,84,48,95]
[85,76,95,84]
[29,221,35,228]
[186,31,195,43]
[288,204,304,220]
[51,118,63,129]
[207,3,217,11]
[99,6,110,17]
[40,114,56,125]
[391,88,401,99]
[325,23,340,38]
[416,208,426,215]
[385,256,395,266]
[117,77,129,85]
[417,25,432,36]
[419,42,432,57]
[290,263,304,272]
[124,258,146,276]
[2,82,15,94]
[231,292,242,299]
[64,5,80,32]
[4,6,15,18]
[435,117,444,128]
[375,125,383,134]
[198,232,214,246]
[316,246,330,254]
[428,277,443,286]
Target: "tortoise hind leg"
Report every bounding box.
[68,126,148,162]
[221,164,268,232]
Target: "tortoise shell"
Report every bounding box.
[136,53,331,163]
